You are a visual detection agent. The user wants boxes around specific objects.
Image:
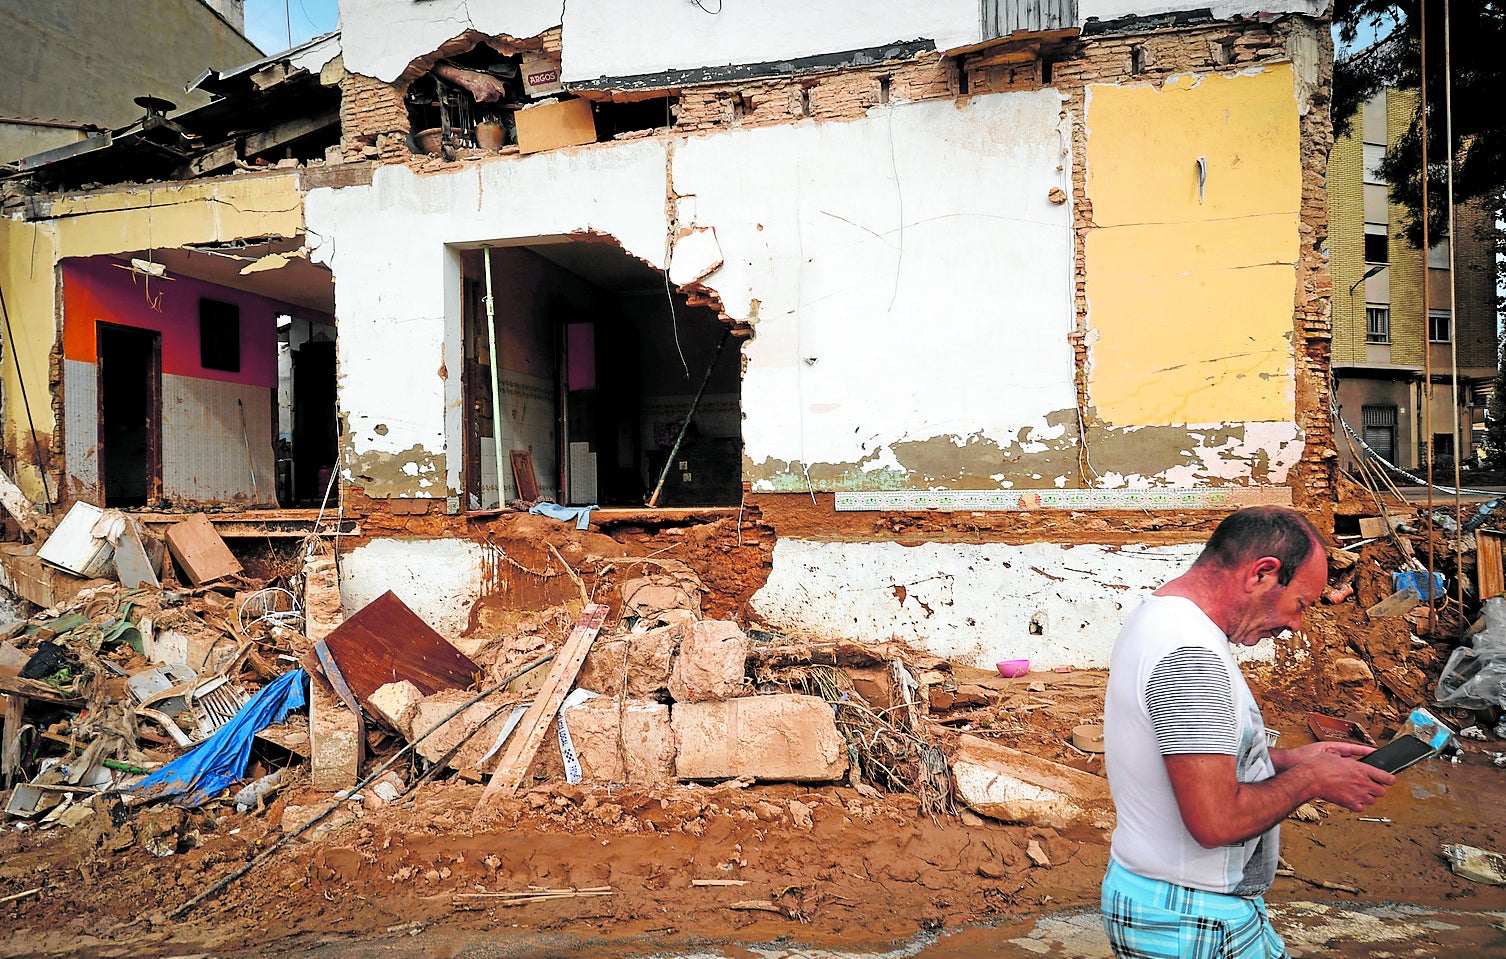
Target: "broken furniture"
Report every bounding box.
[164,514,243,585]
[1,673,87,789]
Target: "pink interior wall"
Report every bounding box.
[61,257,310,388]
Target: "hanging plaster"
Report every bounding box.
[340,0,563,83]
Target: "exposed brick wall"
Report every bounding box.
[1452,199,1499,373]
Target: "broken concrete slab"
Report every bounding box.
[562,697,675,784]
[672,694,848,783]
[0,466,51,541]
[577,621,687,700]
[302,554,342,643]
[620,564,704,623]
[669,620,749,703]
[369,680,423,728]
[951,734,1113,829]
[403,689,525,781]
[309,671,361,792]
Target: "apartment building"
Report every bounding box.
[1330,87,1498,473]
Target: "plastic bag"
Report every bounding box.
[1436,597,1506,710]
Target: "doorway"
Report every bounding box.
[97,323,162,507]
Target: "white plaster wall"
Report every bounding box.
[306,90,1076,499]
[338,536,486,639]
[752,539,1275,669]
[672,90,1076,484]
[339,0,563,82]
[561,0,977,83]
[1079,0,1327,23]
[305,140,670,496]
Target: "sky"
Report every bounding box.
[243,0,340,54]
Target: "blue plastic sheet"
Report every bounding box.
[130,669,308,807]
[529,501,596,530]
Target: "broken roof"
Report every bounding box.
[5,33,342,191]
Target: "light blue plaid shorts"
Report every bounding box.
[1101,860,1289,959]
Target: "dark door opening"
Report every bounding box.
[292,339,339,506]
[97,323,162,507]
[460,241,743,510]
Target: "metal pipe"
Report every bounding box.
[647,327,732,508]
[482,245,508,506]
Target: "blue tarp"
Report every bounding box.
[130,669,308,807]
[529,501,596,530]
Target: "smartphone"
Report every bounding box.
[1360,734,1436,774]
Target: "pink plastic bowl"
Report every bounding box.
[997,659,1030,678]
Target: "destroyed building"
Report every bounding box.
[2,0,1335,668]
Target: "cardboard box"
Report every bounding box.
[515,98,596,155]
[520,54,563,97]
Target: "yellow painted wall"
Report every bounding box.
[1084,66,1301,427]
[0,174,305,503]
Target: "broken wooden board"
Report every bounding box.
[1478,530,1505,601]
[514,98,596,155]
[320,591,479,707]
[510,450,539,501]
[1366,587,1422,620]
[164,514,242,585]
[476,603,608,812]
[112,517,160,589]
[1358,514,1414,539]
[0,544,110,608]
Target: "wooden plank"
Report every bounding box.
[1,693,23,789]
[477,603,608,810]
[320,591,479,706]
[0,673,86,708]
[1366,587,1421,620]
[164,513,242,585]
[1479,530,1506,601]
[510,450,540,502]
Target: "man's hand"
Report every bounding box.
[1273,743,1395,812]
[1165,748,1395,848]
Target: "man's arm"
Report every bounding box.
[1165,749,1395,849]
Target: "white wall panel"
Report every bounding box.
[162,375,276,504]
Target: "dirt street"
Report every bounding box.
[1,667,1503,959]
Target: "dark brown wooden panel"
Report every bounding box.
[321,590,480,706]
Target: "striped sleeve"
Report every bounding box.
[1144,646,1238,756]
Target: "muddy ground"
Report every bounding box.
[3,496,1504,956]
[1,663,1503,959]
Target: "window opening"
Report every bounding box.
[199,298,241,372]
[1365,306,1390,344]
[1364,227,1388,264]
[458,240,743,510]
[1429,309,1451,343]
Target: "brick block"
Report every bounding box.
[563,697,675,784]
[302,554,343,643]
[578,622,686,699]
[672,694,847,782]
[951,734,1113,829]
[668,620,748,702]
[309,673,360,792]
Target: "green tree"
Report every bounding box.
[1333,1,1506,246]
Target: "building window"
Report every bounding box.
[1361,404,1397,463]
[1365,306,1390,344]
[1429,309,1452,343]
[1362,142,1386,184]
[199,298,241,372]
[1364,228,1388,264]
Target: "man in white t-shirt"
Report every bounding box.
[1101,506,1395,958]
